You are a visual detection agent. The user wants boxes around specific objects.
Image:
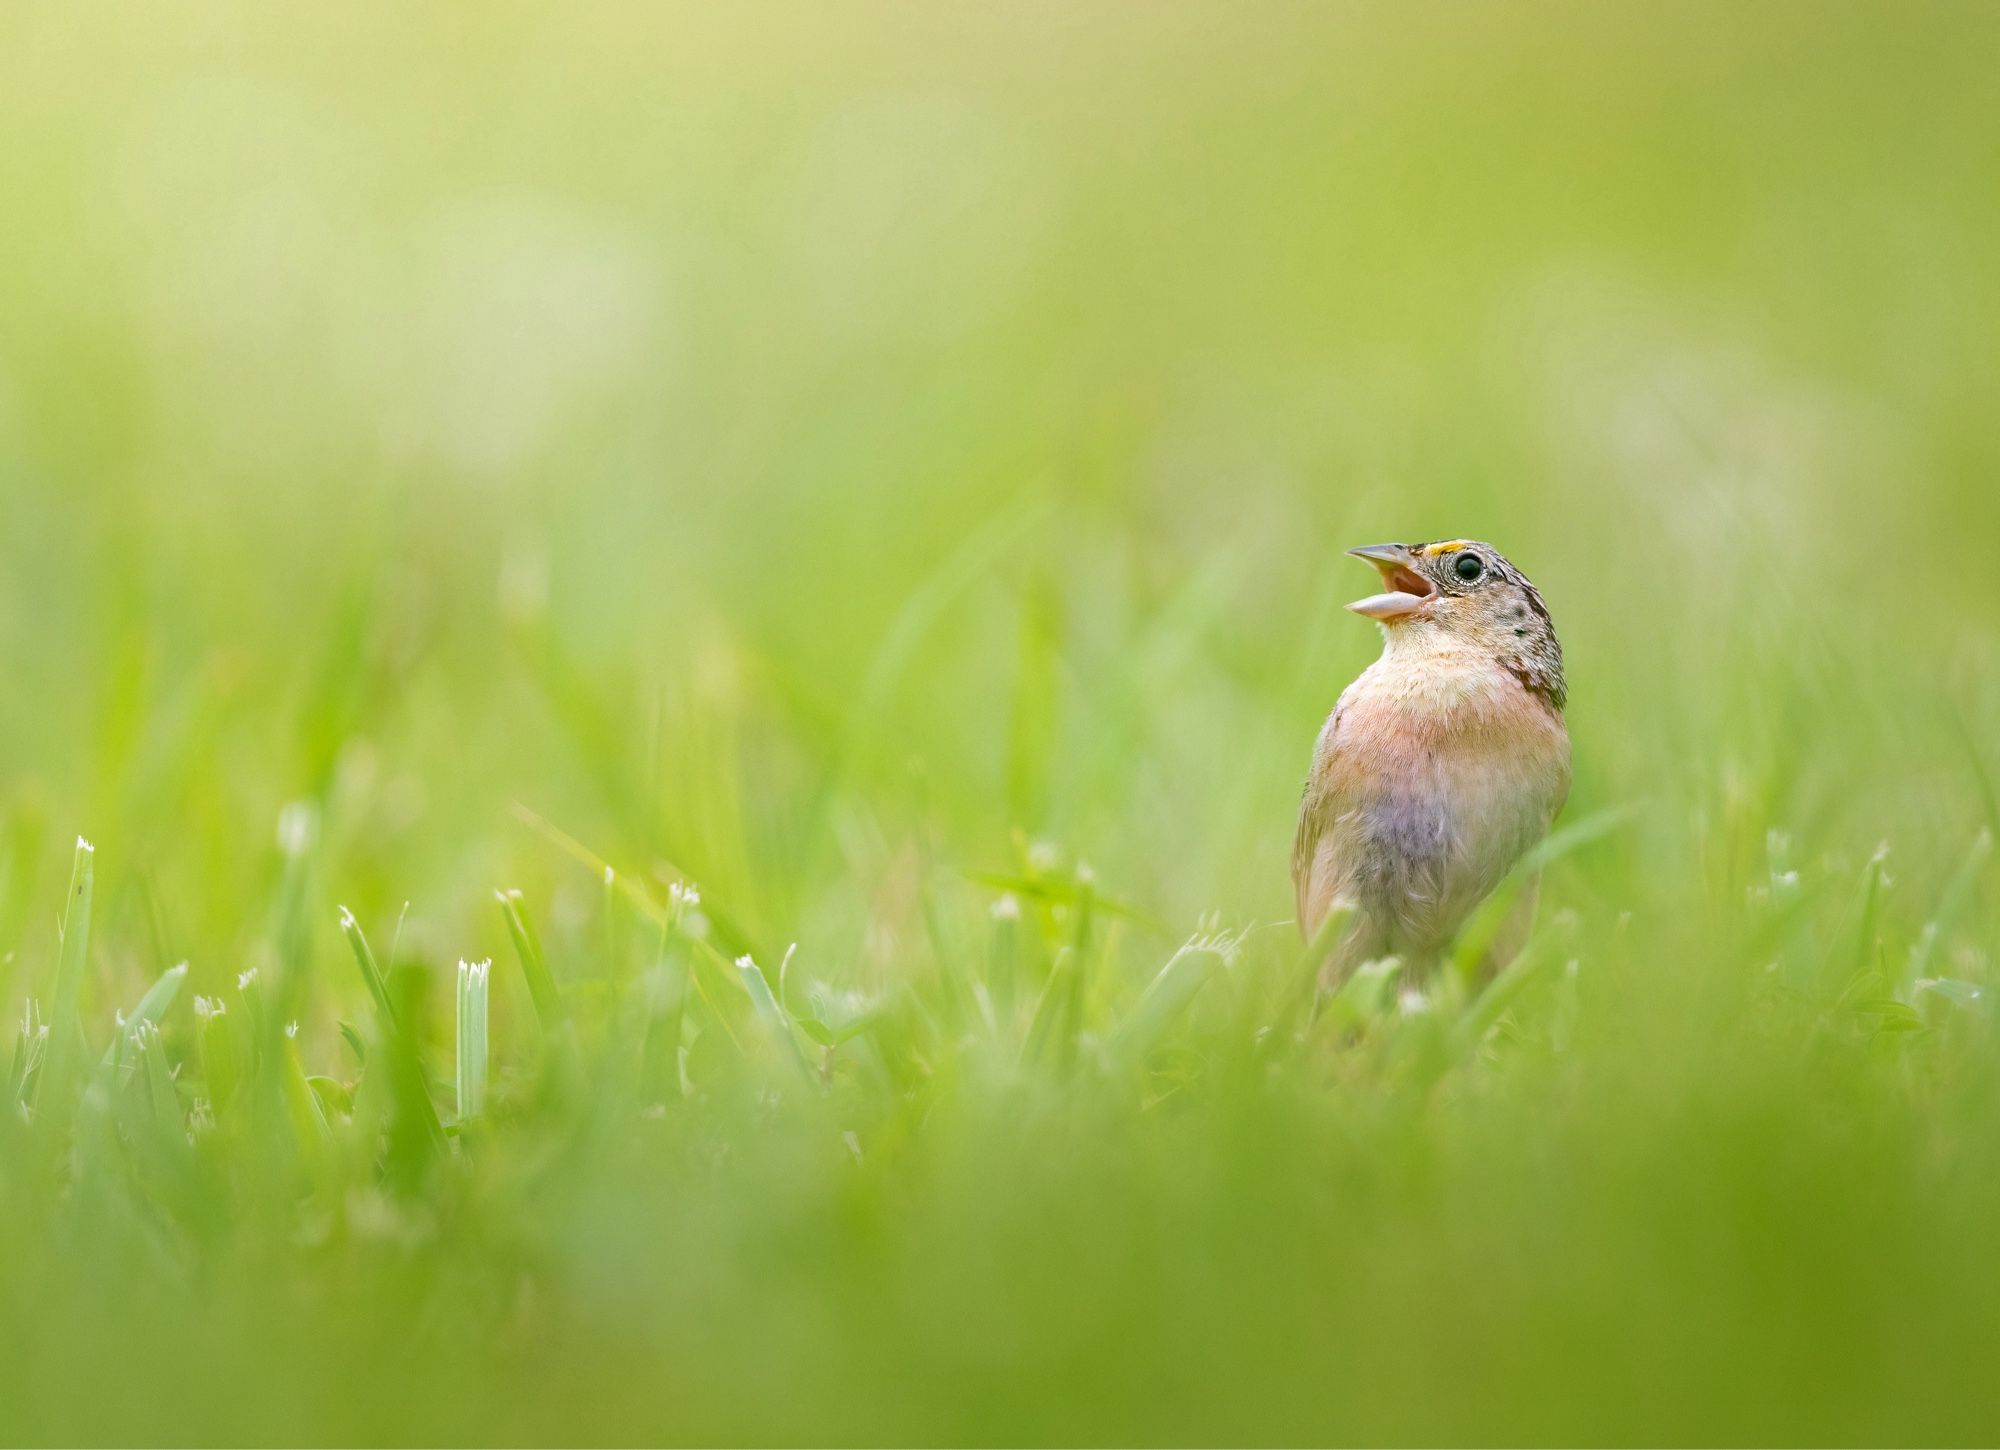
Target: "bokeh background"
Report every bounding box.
[4,2,2000,1443]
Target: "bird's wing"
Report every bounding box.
[1291,792,1323,934]
[1551,725,1573,823]
[1291,701,1351,937]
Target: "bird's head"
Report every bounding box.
[1345,539,1567,708]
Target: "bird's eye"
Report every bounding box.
[1452,553,1485,583]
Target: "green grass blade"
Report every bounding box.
[734,949,816,1084]
[337,905,399,1033]
[98,962,188,1075]
[336,907,443,1156]
[497,890,564,1029]
[195,994,244,1119]
[1112,930,1236,1065]
[32,837,97,1126]
[457,958,490,1122]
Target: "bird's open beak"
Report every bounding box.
[1345,544,1437,621]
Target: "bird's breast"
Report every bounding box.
[1328,654,1570,892]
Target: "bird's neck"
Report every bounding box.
[1368,619,1566,717]
[1358,624,1519,717]
[1375,619,1495,673]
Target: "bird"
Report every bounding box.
[1292,539,1570,986]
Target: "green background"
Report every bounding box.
[2,3,1999,1443]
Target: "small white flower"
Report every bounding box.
[285,1021,300,1039]
[990,893,1022,921]
[238,968,260,991]
[670,881,701,908]
[194,995,226,1021]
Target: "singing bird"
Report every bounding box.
[1293,539,1569,984]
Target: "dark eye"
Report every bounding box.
[1453,553,1485,583]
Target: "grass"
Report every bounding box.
[4,0,2000,1443]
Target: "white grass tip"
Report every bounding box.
[285,1021,300,1039]
[604,865,616,885]
[75,837,95,854]
[735,954,757,970]
[238,968,260,991]
[670,882,702,908]
[990,893,1022,921]
[193,995,226,1020]
[338,905,358,930]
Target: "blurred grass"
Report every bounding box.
[3,0,2000,1442]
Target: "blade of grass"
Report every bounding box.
[1111,929,1237,1065]
[734,948,816,1085]
[32,838,96,1132]
[1448,804,1641,983]
[338,905,398,1032]
[497,889,564,1030]
[1903,830,1991,988]
[97,961,187,1074]
[336,907,444,1153]
[457,958,490,1122]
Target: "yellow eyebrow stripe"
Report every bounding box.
[1424,540,1471,555]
